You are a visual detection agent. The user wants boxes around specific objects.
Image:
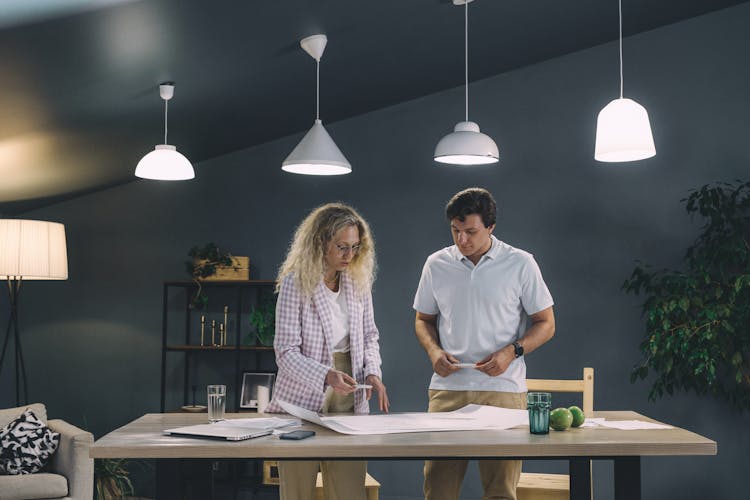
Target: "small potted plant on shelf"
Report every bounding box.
[247,295,277,346]
[184,242,235,309]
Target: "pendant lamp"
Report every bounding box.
[135,83,195,180]
[434,0,499,166]
[594,0,655,162]
[282,34,351,176]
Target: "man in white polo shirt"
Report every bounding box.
[413,187,556,500]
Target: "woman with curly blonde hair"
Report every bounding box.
[266,202,389,500]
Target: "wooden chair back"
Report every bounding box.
[519,367,595,500]
[526,367,594,414]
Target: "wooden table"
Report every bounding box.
[91,411,716,500]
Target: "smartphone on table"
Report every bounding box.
[279,430,316,440]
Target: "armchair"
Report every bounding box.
[0,403,94,500]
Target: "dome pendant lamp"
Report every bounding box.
[282,34,351,176]
[434,0,499,166]
[594,0,655,162]
[135,83,195,180]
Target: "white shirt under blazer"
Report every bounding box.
[266,272,383,414]
[413,235,554,393]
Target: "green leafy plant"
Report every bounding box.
[247,295,276,346]
[95,458,134,500]
[184,242,235,309]
[623,180,750,410]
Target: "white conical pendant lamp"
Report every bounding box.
[135,83,195,180]
[594,0,655,163]
[282,34,351,176]
[434,0,499,166]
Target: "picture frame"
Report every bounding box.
[262,460,280,485]
[240,372,276,409]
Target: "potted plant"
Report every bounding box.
[623,180,750,410]
[247,295,276,346]
[95,458,134,500]
[184,243,234,309]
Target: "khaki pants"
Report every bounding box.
[424,390,527,500]
[279,352,367,500]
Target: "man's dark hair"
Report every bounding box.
[445,188,497,228]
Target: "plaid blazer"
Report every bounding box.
[266,272,383,414]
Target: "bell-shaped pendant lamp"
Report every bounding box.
[135,83,195,180]
[434,0,499,166]
[594,0,655,162]
[282,34,351,175]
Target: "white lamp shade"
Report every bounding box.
[595,98,656,162]
[0,219,68,280]
[135,144,195,180]
[282,120,351,175]
[434,121,499,165]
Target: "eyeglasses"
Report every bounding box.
[335,243,361,256]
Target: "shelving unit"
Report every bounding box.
[159,280,277,412]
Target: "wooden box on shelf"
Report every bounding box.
[196,256,250,281]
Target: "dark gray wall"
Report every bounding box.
[2,4,748,499]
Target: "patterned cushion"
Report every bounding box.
[0,409,60,475]
[0,404,47,428]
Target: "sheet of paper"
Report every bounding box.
[580,418,672,430]
[278,401,528,435]
[217,417,299,430]
[597,420,673,430]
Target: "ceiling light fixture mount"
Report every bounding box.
[282,34,352,176]
[434,0,498,166]
[135,82,195,181]
[594,0,656,163]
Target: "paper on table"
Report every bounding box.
[217,417,300,430]
[580,418,672,430]
[278,401,528,435]
[597,420,673,430]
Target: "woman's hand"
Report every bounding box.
[326,369,357,395]
[365,374,390,413]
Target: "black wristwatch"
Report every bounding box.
[512,341,524,358]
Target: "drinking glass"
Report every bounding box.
[527,392,551,434]
[207,385,226,423]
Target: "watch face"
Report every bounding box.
[514,342,523,357]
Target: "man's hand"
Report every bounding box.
[429,348,462,377]
[475,344,515,377]
[325,369,357,395]
[365,374,390,413]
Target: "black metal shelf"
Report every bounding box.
[165,345,274,352]
[159,280,276,413]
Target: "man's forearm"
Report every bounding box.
[415,317,441,357]
[516,307,555,355]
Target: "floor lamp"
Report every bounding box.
[0,220,68,407]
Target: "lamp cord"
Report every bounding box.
[164,98,169,144]
[316,59,320,121]
[464,0,469,122]
[619,0,623,99]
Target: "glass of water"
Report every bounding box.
[527,392,551,435]
[207,385,226,423]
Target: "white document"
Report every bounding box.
[597,420,673,430]
[278,401,528,435]
[217,417,300,430]
[580,418,672,430]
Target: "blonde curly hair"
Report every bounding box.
[276,203,376,298]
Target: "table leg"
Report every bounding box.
[569,457,592,500]
[614,456,641,500]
